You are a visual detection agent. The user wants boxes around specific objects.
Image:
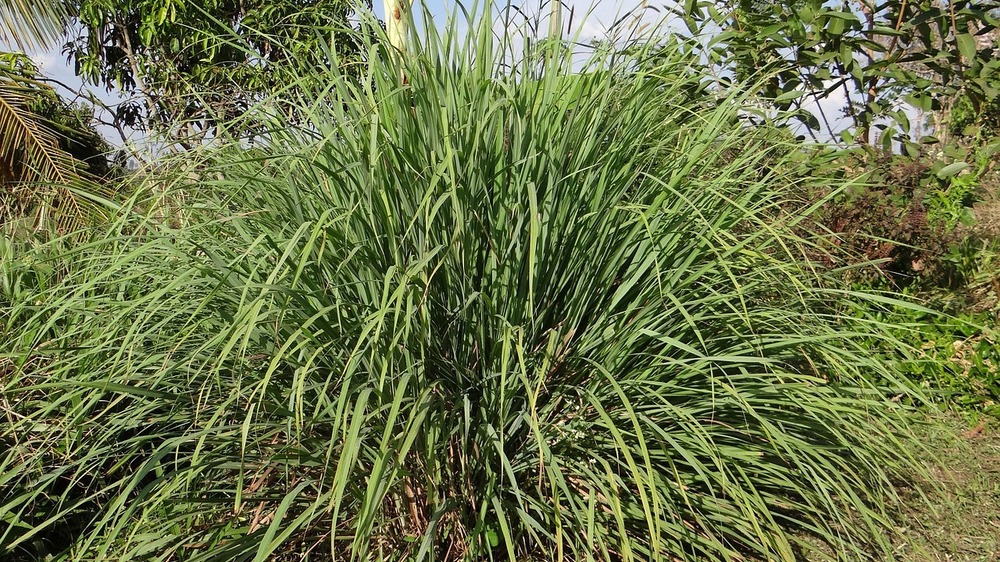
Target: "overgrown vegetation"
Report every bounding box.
[0,9,941,561]
[1,0,1000,560]
[797,117,1000,418]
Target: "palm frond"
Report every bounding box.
[0,0,69,51]
[1,77,92,232]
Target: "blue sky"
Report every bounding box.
[382,0,663,37]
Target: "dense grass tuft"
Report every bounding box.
[2,8,925,561]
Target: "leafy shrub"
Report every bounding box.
[858,305,999,417]
[802,146,1000,292]
[950,92,1000,141]
[1,11,927,562]
[911,321,1000,415]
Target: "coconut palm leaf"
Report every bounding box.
[0,76,90,231]
[0,0,69,51]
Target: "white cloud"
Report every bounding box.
[564,0,660,36]
[0,39,58,71]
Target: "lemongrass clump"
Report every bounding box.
[1,5,925,561]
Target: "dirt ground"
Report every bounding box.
[888,416,1000,561]
[796,414,1000,562]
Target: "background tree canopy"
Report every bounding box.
[681,0,1000,151]
[64,0,370,145]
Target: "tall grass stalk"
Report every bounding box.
[2,6,925,561]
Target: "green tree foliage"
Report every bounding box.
[681,0,1000,150]
[951,88,1000,140]
[64,0,369,145]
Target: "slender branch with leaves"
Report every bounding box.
[681,0,1000,151]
